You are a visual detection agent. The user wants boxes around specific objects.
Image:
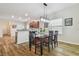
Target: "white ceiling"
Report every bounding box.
[0,3,77,21]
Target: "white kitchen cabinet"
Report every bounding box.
[16,30,29,44]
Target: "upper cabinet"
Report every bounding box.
[30,21,39,28]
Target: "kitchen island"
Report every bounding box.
[15,30,29,44]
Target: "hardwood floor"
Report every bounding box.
[0,36,79,56]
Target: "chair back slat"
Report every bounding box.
[54,31,58,41]
[49,31,54,42]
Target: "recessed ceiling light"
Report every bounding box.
[25,13,28,16]
[11,16,14,18]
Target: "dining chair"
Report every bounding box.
[43,34,51,52]
[34,36,43,55]
[50,31,58,48]
[34,34,51,55]
[53,31,58,47]
[49,31,54,49]
[29,30,42,55]
[29,31,36,51]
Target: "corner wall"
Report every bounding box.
[50,4,79,45]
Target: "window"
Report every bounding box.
[48,18,63,34]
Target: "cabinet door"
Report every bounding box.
[30,21,39,28]
[17,31,29,44]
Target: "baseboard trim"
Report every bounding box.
[59,40,79,46]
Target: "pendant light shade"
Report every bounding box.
[40,3,49,23]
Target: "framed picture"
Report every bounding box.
[65,18,73,26]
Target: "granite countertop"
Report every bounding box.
[17,29,38,31]
[17,29,29,31]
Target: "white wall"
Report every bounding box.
[48,18,63,34]
[0,29,3,37]
[50,4,79,45]
[0,20,10,36]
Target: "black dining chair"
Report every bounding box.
[34,36,41,55]
[34,33,51,55]
[29,31,36,51]
[50,31,58,48]
[51,31,58,49]
[29,31,43,55]
[43,33,51,52]
[49,31,54,49]
[53,31,58,47]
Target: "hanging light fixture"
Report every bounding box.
[43,3,47,19]
[40,3,49,22]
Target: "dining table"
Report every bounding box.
[29,30,58,55]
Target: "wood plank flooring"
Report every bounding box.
[0,36,79,56]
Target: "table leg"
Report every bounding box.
[40,38,43,56]
[29,37,31,51]
[48,41,50,52]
